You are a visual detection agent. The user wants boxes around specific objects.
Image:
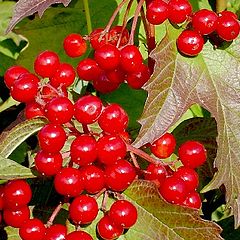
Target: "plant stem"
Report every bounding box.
[46,202,63,227]
[216,0,227,13]
[83,0,92,34]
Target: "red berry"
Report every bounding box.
[70,135,97,166]
[19,218,46,240]
[74,95,103,124]
[0,186,4,210]
[77,58,103,81]
[216,15,240,41]
[182,191,201,209]
[168,0,192,24]
[109,200,137,228]
[97,135,127,165]
[105,159,136,192]
[90,28,107,50]
[25,102,44,119]
[178,140,207,168]
[44,96,74,124]
[38,123,66,153]
[10,73,39,103]
[63,33,87,58]
[144,163,168,187]
[97,215,124,240]
[192,9,218,35]
[54,167,84,197]
[173,166,199,192]
[69,195,98,224]
[94,44,121,70]
[106,67,126,84]
[150,133,176,159]
[81,165,105,194]
[66,231,93,240]
[34,50,60,78]
[126,64,150,89]
[108,26,130,47]
[35,150,63,176]
[50,63,76,87]
[177,30,204,56]
[98,104,129,134]
[45,224,67,240]
[93,73,120,93]
[3,206,30,228]
[41,85,68,103]
[218,10,238,19]
[4,65,29,89]
[159,176,188,204]
[3,180,32,209]
[146,0,169,25]
[120,45,143,73]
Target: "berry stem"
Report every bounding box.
[83,0,92,34]
[216,0,227,13]
[126,143,166,165]
[46,202,63,227]
[130,152,140,169]
[93,188,107,200]
[101,191,109,212]
[129,0,145,45]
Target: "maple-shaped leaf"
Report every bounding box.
[134,25,240,227]
[6,0,72,33]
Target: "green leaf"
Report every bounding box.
[0,96,19,113]
[0,118,47,158]
[134,23,240,227]
[0,155,35,179]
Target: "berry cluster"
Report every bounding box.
[146,0,239,56]
[145,133,207,209]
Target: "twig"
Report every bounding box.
[83,0,92,34]
[46,202,63,227]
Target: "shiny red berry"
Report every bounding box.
[90,28,107,50]
[150,133,176,159]
[66,231,93,240]
[109,200,137,228]
[218,10,238,19]
[108,26,130,47]
[106,67,126,84]
[34,50,60,78]
[182,191,201,209]
[178,141,207,168]
[69,195,98,224]
[63,33,87,58]
[25,102,44,119]
[98,104,129,134]
[45,224,67,240]
[177,30,204,56]
[54,167,84,197]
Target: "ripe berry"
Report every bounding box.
[0,186,4,210]
[45,224,67,240]
[177,30,204,56]
[3,206,30,228]
[63,33,87,58]
[4,65,29,89]
[19,218,46,240]
[105,159,136,192]
[150,133,176,159]
[70,135,97,166]
[25,102,44,119]
[69,195,98,224]
[54,167,84,197]
[34,50,60,78]
[35,150,63,176]
[218,10,238,19]
[41,85,68,103]
[50,63,76,87]
[109,200,137,228]
[216,15,240,41]
[106,67,126,84]
[74,95,103,124]
[144,163,168,187]
[97,215,124,240]
[146,0,169,25]
[97,135,127,165]
[81,165,105,194]
[77,58,102,81]
[168,0,192,24]
[109,26,130,47]
[192,9,218,35]
[173,166,199,192]
[90,28,107,50]
[98,104,129,134]
[159,176,188,204]
[120,45,143,73]
[10,73,39,103]
[44,96,74,124]
[38,123,66,153]
[3,180,32,209]
[66,231,93,240]
[178,140,207,168]
[182,191,201,209]
[94,44,121,70]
